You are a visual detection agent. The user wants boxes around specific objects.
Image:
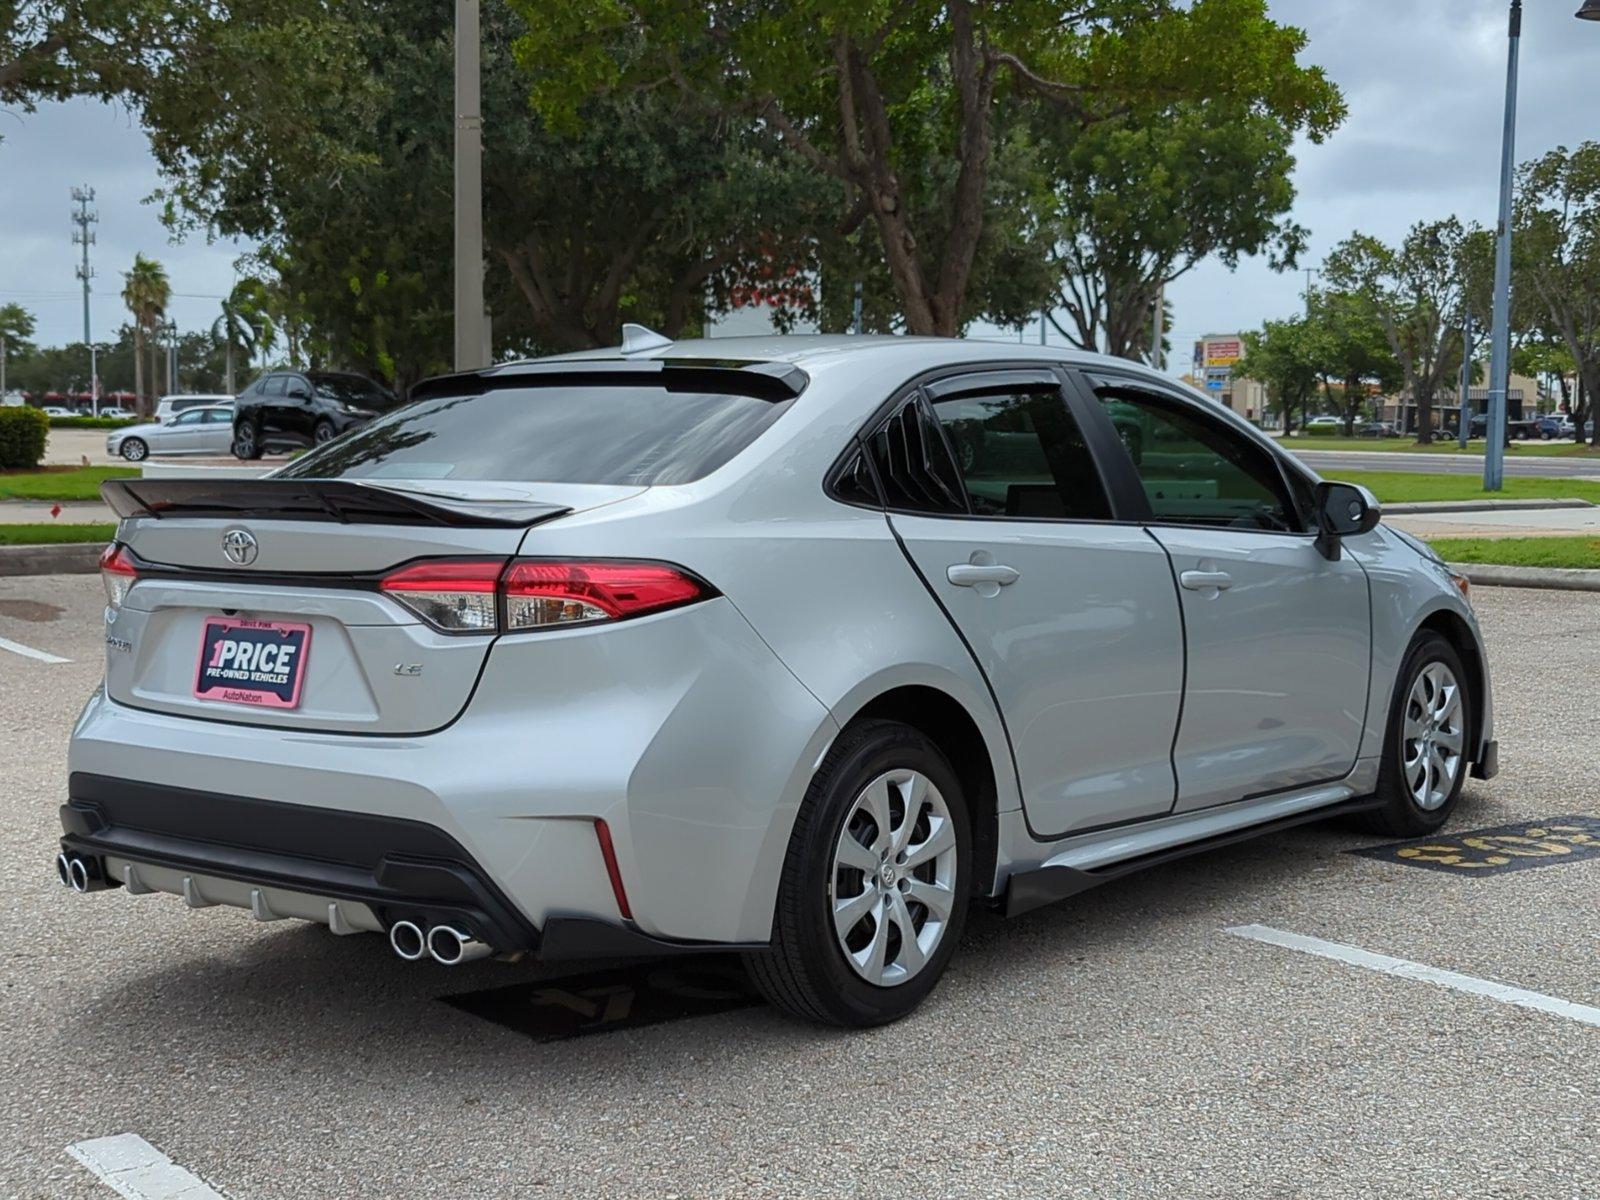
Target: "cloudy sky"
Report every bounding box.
[2,0,1598,362]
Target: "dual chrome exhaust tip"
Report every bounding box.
[388,919,493,966]
[56,852,106,894]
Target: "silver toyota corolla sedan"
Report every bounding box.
[62,333,1495,1026]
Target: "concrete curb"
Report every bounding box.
[0,542,105,576]
[1446,562,1600,592]
[139,462,274,480]
[1385,498,1595,514]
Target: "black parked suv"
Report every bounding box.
[231,371,402,459]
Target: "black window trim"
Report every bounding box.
[823,361,1141,527]
[1073,367,1321,539]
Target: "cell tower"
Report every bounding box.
[70,186,99,413]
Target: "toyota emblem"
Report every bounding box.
[221,528,259,566]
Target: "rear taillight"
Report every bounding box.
[502,560,706,629]
[99,543,138,610]
[378,558,711,634]
[379,559,502,633]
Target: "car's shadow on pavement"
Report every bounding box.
[58,788,1505,1073]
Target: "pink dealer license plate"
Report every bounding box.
[193,617,312,709]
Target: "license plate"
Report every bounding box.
[193,617,312,709]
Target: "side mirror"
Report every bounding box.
[1314,480,1381,560]
[286,383,312,400]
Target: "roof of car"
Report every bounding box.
[540,333,1154,375]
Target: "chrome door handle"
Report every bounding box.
[947,563,1021,587]
[1179,570,1233,591]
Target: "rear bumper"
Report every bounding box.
[58,773,766,960]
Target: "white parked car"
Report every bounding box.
[97,407,137,421]
[41,406,77,418]
[155,393,235,423]
[105,405,236,461]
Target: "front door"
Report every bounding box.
[1084,381,1372,811]
[873,372,1185,839]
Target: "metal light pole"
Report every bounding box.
[70,186,99,413]
[453,0,488,371]
[1485,0,1600,483]
[1457,313,1473,449]
[1483,1,1522,491]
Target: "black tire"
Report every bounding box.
[232,420,262,460]
[119,438,147,462]
[744,720,972,1027]
[312,419,336,445]
[1357,631,1472,838]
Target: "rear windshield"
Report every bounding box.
[309,374,401,410]
[279,382,794,485]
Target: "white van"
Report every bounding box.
[155,394,235,422]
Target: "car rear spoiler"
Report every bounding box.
[101,478,571,529]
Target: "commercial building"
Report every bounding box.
[1189,334,1269,423]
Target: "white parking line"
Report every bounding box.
[66,1133,228,1200]
[0,633,71,664]
[1226,924,1600,1029]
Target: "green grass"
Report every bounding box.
[1428,536,1600,570]
[1280,435,1600,457]
[0,465,138,501]
[1324,470,1600,505]
[0,523,116,545]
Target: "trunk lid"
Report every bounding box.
[105,479,642,734]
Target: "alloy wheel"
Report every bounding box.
[1402,662,1465,810]
[829,769,958,987]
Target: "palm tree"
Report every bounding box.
[121,254,171,415]
[212,284,259,394]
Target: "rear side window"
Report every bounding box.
[929,389,1111,520]
[280,383,794,485]
[863,396,966,514]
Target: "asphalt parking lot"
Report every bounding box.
[1,575,1596,1198]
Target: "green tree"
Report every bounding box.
[142,0,836,388]
[2,1,217,134]
[1322,220,1480,445]
[1236,315,1322,434]
[120,252,170,414]
[512,0,1344,336]
[0,302,36,391]
[1515,143,1600,447]
[1306,290,1402,434]
[1044,102,1308,362]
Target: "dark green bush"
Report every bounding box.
[48,416,138,429]
[0,407,50,469]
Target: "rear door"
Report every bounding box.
[1080,375,1372,811]
[872,369,1184,838]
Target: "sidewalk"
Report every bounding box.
[0,500,113,525]
[1385,506,1600,539]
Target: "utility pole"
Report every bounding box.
[1150,284,1164,371]
[1484,0,1522,491]
[1303,267,1321,316]
[453,0,488,371]
[852,281,863,334]
[1458,313,1473,450]
[1040,307,1047,345]
[71,186,99,414]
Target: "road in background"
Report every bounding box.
[1,576,1596,1198]
[1291,447,1600,478]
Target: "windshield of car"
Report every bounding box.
[278,381,795,485]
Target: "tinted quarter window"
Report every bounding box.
[930,389,1111,520]
[261,375,287,396]
[1097,390,1300,532]
[279,383,793,486]
[864,396,966,514]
